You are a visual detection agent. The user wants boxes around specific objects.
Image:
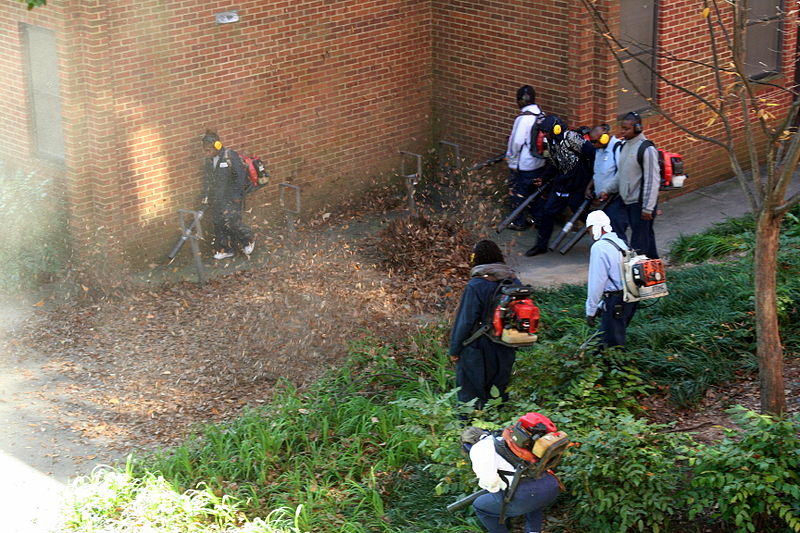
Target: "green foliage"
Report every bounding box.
[0,161,68,294]
[62,464,306,533]
[17,0,46,9]
[670,232,749,263]
[557,414,692,533]
[64,329,474,532]
[627,262,760,406]
[684,406,800,533]
[511,330,652,414]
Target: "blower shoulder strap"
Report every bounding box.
[602,236,631,256]
[461,278,514,347]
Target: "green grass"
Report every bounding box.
[60,207,800,533]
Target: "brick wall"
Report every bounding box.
[431,0,576,162]
[1,0,796,271]
[432,0,798,196]
[1,0,434,263]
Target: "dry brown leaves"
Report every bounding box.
[12,204,479,451]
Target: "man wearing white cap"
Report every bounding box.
[585,210,638,348]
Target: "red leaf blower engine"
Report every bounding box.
[491,286,540,347]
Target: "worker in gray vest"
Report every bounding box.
[599,112,660,259]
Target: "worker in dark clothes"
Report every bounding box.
[449,240,519,409]
[525,116,595,256]
[201,130,255,260]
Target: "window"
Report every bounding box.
[745,0,782,79]
[617,0,658,114]
[22,24,65,161]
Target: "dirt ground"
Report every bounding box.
[2,187,799,481]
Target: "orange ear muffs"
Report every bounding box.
[599,133,610,145]
[553,124,562,135]
[213,140,222,150]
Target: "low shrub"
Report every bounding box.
[556,414,692,533]
[684,406,800,533]
[0,161,68,294]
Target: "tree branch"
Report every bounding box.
[775,189,800,215]
[579,0,730,149]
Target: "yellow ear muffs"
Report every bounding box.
[599,133,610,145]
[213,140,222,150]
[553,124,562,135]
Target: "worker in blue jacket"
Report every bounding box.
[449,240,519,409]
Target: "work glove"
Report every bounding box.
[478,475,508,493]
[586,314,597,327]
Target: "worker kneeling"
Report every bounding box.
[460,413,567,533]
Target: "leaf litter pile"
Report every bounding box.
[10,164,505,453]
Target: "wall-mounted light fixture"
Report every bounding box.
[215,11,239,24]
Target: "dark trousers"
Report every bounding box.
[212,201,254,253]
[600,291,638,348]
[455,343,516,410]
[473,474,560,533]
[508,168,546,226]
[535,191,586,249]
[607,196,659,259]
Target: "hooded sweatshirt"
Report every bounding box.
[449,263,519,357]
[506,105,547,172]
[613,133,660,214]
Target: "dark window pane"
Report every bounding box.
[619,0,656,50]
[617,53,655,113]
[745,19,781,78]
[747,0,781,21]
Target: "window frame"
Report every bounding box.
[21,23,65,163]
[744,0,784,80]
[616,0,659,115]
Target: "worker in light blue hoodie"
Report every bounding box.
[585,210,638,348]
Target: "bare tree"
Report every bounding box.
[579,0,799,414]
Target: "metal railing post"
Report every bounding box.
[279,183,302,242]
[176,209,206,284]
[399,151,422,216]
[438,140,461,173]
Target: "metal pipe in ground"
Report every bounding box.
[399,151,422,216]
[175,209,206,283]
[279,183,301,243]
[438,140,461,174]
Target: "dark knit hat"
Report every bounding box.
[516,85,536,107]
[538,114,563,135]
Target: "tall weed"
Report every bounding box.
[0,161,68,294]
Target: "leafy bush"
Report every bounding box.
[510,330,652,415]
[557,414,692,533]
[0,161,68,294]
[684,406,800,533]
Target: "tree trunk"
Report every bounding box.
[754,209,787,414]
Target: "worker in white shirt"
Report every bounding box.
[585,209,638,348]
[505,85,547,231]
[465,413,562,533]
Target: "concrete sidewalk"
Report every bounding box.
[497,175,800,288]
